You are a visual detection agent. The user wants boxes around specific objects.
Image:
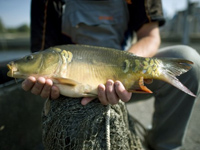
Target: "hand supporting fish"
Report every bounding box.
[7,44,196,103]
[82,79,132,105]
[21,76,132,105]
[22,76,60,100]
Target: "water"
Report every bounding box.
[0,50,30,62]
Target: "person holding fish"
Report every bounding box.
[20,0,200,149]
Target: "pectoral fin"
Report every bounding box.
[53,77,80,86]
[128,77,153,93]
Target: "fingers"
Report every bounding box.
[31,77,46,95]
[22,76,60,99]
[98,80,119,105]
[105,80,119,104]
[22,76,36,91]
[98,84,109,105]
[81,80,119,106]
[96,80,131,105]
[114,81,132,102]
[50,86,60,99]
[81,97,96,105]
[40,78,53,98]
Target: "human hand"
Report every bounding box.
[81,80,132,105]
[22,76,60,99]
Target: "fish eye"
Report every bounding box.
[26,55,34,60]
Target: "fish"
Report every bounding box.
[7,44,196,97]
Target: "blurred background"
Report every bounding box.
[1,0,200,59]
[0,0,200,150]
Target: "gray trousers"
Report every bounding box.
[131,45,200,150]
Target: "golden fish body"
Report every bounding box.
[7,44,195,97]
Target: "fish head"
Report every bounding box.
[7,50,61,78]
[7,52,43,78]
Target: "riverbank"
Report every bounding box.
[0,33,30,50]
[1,33,200,52]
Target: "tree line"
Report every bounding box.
[0,18,30,33]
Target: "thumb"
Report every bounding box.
[81,97,96,105]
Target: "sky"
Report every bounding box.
[0,0,31,27]
[0,0,200,28]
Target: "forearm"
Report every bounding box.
[128,22,161,57]
[128,35,160,57]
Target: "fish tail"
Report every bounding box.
[158,58,196,97]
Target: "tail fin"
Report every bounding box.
[159,58,196,97]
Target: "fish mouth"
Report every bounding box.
[7,62,18,77]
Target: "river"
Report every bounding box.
[0,50,30,62]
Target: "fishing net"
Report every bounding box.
[42,96,143,150]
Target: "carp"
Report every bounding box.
[7,44,196,97]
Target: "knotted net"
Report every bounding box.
[42,96,142,150]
